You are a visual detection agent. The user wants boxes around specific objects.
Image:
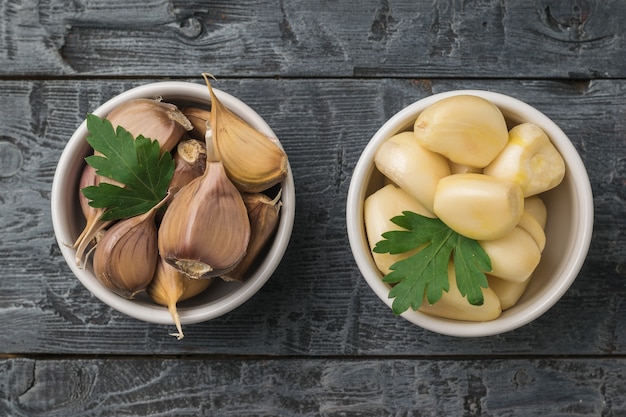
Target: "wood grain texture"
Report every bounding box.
[0,1,624,77]
[0,78,623,356]
[1,357,625,416]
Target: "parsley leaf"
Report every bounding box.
[80,113,175,221]
[373,211,491,315]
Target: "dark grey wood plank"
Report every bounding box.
[0,78,623,355]
[1,1,625,78]
[1,357,624,416]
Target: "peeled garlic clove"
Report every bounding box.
[524,196,547,229]
[434,173,524,241]
[148,257,213,340]
[479,227,541,283]
[93,205,161,299]
[374,131,450,213]
[419,262,502,321]
[106,98,193,152]
[448,161,482,175]
[483,123,565,197]
[205,78,288,193]
[414,95,509,168]
[222,191,282,282]
[517,210,546,252]
[158,159,250,279]
[169,139,207,192]
[487,274,530,310]
[364,184,434,275]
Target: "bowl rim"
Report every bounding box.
[346,89,594,337]
[51,81,296,325]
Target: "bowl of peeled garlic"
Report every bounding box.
[51,80,295,339]
[346,90,593,337]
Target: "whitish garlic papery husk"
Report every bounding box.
[158,138,251,279]
[105,98,193,153]
[93,201,164,299]
[74,164,114,268]
[222,191,282,282]
[148,257,214,340]
[205,78,288,193]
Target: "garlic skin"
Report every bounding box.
[414,95,509,168]
[158,160,250,279]
[148,257,213,340]
[222,191,282,282]
[93,206,161,299]
[106,98,193,152]
[206,79,288,193]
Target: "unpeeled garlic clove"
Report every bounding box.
[169,139,207,192]
[74,164,113,268]
[222,191,282,282]
[158,149,251,279]
[106,98,193,152]
[93,202,164,299]
[182,106,211,139]
[148,256,213,340]
[205,77,288,193]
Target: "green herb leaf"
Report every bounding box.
[373,211,491,315]
[80,113,175,221]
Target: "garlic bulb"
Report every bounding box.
[93,202,164,299]
[148,257,213,340]
[158,140,250,279]
[222,191,282,282]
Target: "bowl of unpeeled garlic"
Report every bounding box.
[52,79,295,339]
[346,90,593,337]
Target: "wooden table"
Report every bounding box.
[1,1,625,415]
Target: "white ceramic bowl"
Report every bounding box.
[51,81,295,325]
[346,90,594,337]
